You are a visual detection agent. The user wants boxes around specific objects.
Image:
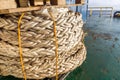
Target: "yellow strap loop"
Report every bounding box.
[18,13,27,80]
[49,12,59,80]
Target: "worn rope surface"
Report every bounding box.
[0,8,86,79]
[18,13,27,80]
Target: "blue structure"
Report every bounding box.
[66,0,88,22]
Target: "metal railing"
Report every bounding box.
[88,7,113,17]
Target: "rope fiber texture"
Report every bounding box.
[0,8,86,79]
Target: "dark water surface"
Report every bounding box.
[66,16,120,80]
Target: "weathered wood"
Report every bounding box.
[50,0,66,5]
[0,0,17,10]
[34,0,44,6]
[19,0,29,7]
[46,0,51,5]
[81,0,85,4]
[0,6,42,14]
[76,0,80,4]
[0,3,84,14]
[75,0,85,4]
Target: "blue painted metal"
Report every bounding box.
[66,0,88,22]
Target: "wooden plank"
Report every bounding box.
[81,0,85,4]
[0,3,84,14]
[0,0,17,10]
[34,0,44,6]
[46,0,51,5]
[19,0,29,7]
[75,0,85,4]
[75,0,81,4]
[50,0,66,5]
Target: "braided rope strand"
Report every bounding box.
[0,8,86,79]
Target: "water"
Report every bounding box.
[66,16,120,80]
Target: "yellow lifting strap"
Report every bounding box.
[18,13,27,80]
[49,12,59,80]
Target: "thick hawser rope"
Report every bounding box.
[0,8,85,79]
[18,13,27,80]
